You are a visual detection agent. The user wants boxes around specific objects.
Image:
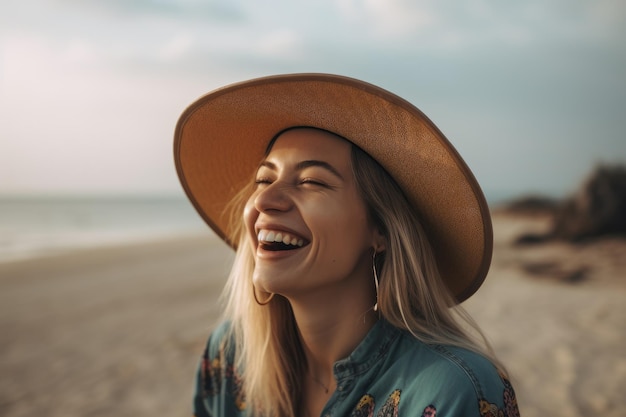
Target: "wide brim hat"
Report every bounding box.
[174,73,492,303]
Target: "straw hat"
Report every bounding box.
[174,73,492,303]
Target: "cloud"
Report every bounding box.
[53,0,247,21]
[157,33,196,61]
[256,30,303,58]
[336,0,437,38]
[0,0,624,196]
[331,0,626,51]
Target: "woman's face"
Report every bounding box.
[244,128,382,298]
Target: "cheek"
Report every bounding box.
[243,198,258,235]
[318,203,372,247]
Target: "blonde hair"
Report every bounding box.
[219,134,505,417]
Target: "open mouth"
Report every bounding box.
[260,241,302,251]
[257,230,308,252]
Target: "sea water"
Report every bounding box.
[0,196,210,262]
[0,192,518,263]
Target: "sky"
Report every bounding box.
[1,0,625,201]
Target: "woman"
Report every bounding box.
[174,74,519,417]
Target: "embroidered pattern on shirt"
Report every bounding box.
[501,375,520,417]
[478,374,519,417]
[350,389,401,417]
[421,405,437,416]
[200,343,246,410]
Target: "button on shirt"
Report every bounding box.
[194,319,520,417]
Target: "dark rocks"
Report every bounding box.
[551,164,626,241]
[500,195,559,216]
[507,164,626,244]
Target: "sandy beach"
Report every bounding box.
[1,212,625,417]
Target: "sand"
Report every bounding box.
[465,213,626,417]
[1,213,625,417]
[0,235,232,417]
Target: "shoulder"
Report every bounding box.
[200,321,238,384]
[388,334,519,416]
[203,321,234,361]
[426,344,505,391]
[194,321,246,415]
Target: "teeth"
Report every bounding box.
[257,230,305,247]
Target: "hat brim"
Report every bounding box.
[174,73,492,303]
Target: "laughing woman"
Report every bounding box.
[174,74,520,417]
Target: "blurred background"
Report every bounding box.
[1,1,625,416]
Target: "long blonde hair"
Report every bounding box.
[220,134,505,417]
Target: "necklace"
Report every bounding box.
[309,373,330,394]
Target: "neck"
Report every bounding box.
[290,291,379,388]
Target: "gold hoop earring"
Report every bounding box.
[252,284,275,306]
[372,250,380,312]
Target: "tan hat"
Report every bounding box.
[174,73,492,303]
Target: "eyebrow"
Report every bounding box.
[258,159,344,180]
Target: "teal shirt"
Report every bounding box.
[194,320,519,417]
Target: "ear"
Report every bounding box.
[372,227,386,254]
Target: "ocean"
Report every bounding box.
[0,196,211,262]
[0,191,519,263]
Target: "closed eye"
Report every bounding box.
[300,178,331,188]
[255,177,273,186]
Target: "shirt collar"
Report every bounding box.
[332,318,400,379]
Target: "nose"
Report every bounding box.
[253,181,294,213]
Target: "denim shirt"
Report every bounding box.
[194,319,519,417]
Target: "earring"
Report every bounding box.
[252,284,275,306]
[372,250,380,312]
